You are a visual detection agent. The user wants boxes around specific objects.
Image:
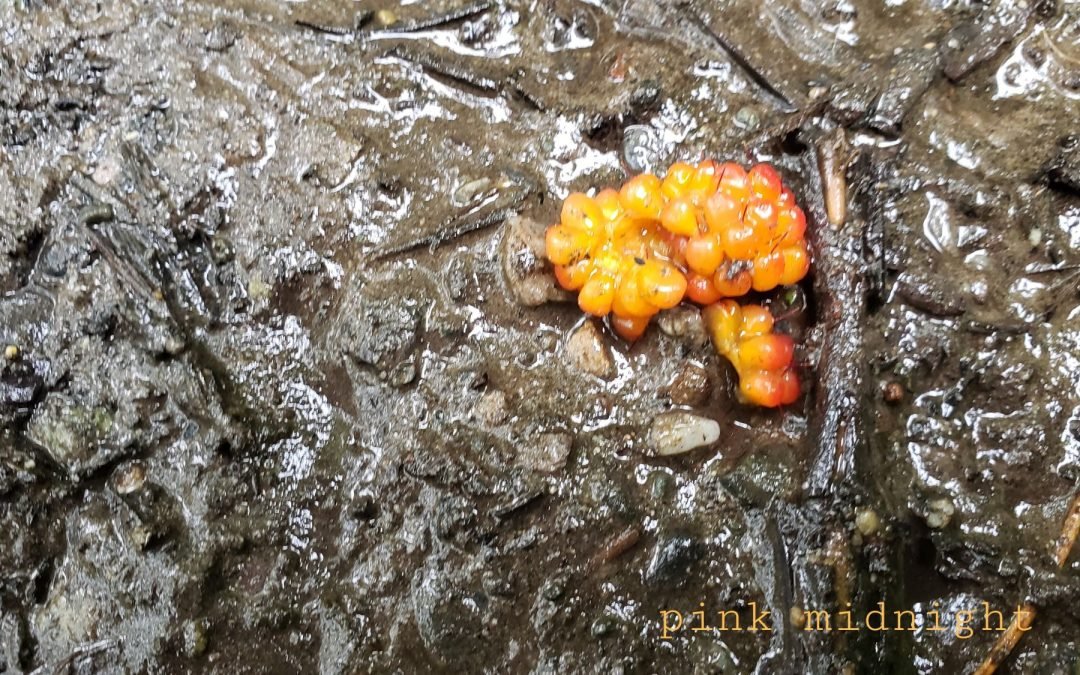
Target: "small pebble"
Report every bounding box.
[855,508,880,537]
[519,432,572,473]
[734,106,760,131]
[790,606,806,629]
[622,124,663,174]
[4,345,19,360]
[472,390,509,427]
[667,362,711,407]
[649,412,720,456]
[113,461,147,495]
[882,381,904,404]
[591,616,616,638]
[926,497,955,529]
[565,321,614,378]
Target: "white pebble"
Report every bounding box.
[649,412,720,456]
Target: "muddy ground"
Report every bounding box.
[2,0,1080,673]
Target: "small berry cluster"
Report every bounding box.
[545,160,809,406]
[546,189,687,341]
[703,301,799,408]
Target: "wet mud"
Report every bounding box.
[2,0,1079,672]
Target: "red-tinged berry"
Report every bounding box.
[612,314,650,342]
[778,242,810,286]
[703,191,740,233]
[686,272,724,305]
[714,263,753,298]
[777,368,800,405]
[738,334,794,371]
[740,370,783,407]
[750,249,785,292]
[717,162,751,203]
[749,163,783,202]
[777,205,806,245]
[745,198,778,236]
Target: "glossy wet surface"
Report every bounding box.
[1,0,1079,672]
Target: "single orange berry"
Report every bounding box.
[546,224,592,266]
[594,188,625,224]
[739,305,774,338]
[777,369,800,405]
[720,222,758,261]
[738,334,795,371]
[686,273,723,305]
[717,162,751,203]
[688,159,721,195]
[777,206,806,245]
[685,234,724,276]
[561,193,604,234]
[745,198,778,239]
[638,260,687,310]
[613,271,656,318]
[751,249,785,292]
[578,274,615,316]
[748,163,783,202]
[660,196,700,237]
[619,173,664,220]
[702,300,742,353]
[554,260,590,290]
[778,242,810,286]
[739,370,783,407]
[611,314,650,342]
[776,188,795,208]
[703,191,740,234]
[713,264,753,297]
[661,162,697,200]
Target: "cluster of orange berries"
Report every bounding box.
[544,160,810,407]
[703,301,799,407]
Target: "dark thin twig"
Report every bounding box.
[385,44,500,93]
[363,1,492,36]
[675,3,797,112]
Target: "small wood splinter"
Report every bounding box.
[973,492,1080,675]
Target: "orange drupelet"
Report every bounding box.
[702,300,800,408]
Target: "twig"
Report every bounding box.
[675,3,797,113]
[363,1,492,36]
[973,492,1080,675]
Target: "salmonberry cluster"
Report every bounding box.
[544,160,810,407]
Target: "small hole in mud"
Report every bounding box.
[780,130,808,155]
